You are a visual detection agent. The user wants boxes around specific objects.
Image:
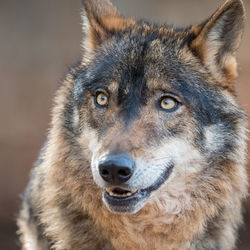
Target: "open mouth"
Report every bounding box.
[102,164,174,214]
[105,187,138,198]
[103,187,148,214]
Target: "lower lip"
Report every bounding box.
[104,189,148,207]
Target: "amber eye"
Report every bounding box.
[160,96,178,111]
[95,92,109,107]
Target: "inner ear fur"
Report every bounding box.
[190,0,245,88]
[81,0,134,53]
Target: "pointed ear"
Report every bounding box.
[81,0,134,54]
[190,0,245,87]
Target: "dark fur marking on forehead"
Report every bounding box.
[73,23,195,107]
[72,23,244,136]
[116,32,160,122]
[74,31,159,122]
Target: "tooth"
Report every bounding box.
[131,189,137,194]
[105,188,138,197]
[106,188,113,193]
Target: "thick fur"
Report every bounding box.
[17,0,248,249]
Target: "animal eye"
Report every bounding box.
[95,91,109,107]
[160,96,179,111]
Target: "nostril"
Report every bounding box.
[118,168,130,177]
[101,169,109,177]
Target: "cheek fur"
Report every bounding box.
[127,137,205,189]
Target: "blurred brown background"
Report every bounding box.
[0,0,249,249]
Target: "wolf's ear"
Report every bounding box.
[81,0,133,54]
[190,0,245,87]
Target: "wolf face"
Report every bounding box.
[60,0,247,214]
[75,40,208,213]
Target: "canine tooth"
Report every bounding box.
[130,189,137,194]
[106,188,113,193]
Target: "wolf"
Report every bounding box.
[17,0,248,249]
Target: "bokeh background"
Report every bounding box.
[0,0,250,249]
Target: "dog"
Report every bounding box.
[17,0,248,249]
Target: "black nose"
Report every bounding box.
[98,154,135,185]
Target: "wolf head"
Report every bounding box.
[52,0,247,215]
